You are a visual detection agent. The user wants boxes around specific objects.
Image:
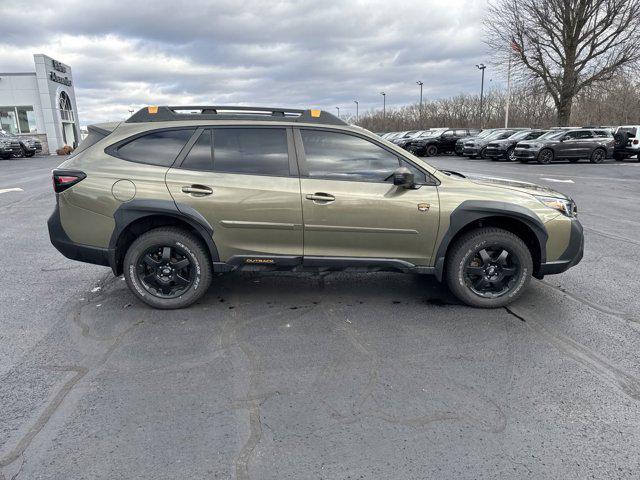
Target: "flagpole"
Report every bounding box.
[505,53,512,128]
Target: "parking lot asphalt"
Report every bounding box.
[1,155,639,479]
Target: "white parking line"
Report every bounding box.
[539,178,574,183]
[0,187,24,194]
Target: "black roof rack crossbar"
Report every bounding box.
[126,106,348,126]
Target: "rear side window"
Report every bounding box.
[212,128,290,176]
[182,130,212,170]
[566,130,593,139]
[301,129,400,182]
[593,130,611,138]
[116,129,194,166]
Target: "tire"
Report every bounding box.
[537,148,554,164]
[506,147,517,162]
[123,227,212,309]
[590,148,606,164]
[25,150,35,158]
[613,152,626,161]
[0,154,10,160]
[425,144,438,157]
[445,227,533,308]
[479,147,488,159]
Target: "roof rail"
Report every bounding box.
[126,106,348,126]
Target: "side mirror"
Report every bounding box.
[393,166,415,188]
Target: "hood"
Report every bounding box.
[444,171,572,200]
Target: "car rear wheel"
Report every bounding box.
[123,227,212,309]
[537,148,554,164]
[590,148,606,164]
[445,227,533,308]
[506,147,516,162]
[425,145,438,157]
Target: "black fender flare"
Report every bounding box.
[433,200,548,281]
[108,199,220,275]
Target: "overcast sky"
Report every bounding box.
[0,0,495,126]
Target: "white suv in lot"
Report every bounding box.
[613,126,640,160]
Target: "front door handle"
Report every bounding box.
[181,185,213,196]
[305,193,335,203]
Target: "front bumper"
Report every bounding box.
[537,218,584,276]
[484,147,507,158]
[463,146,479,156]
[514,149,538,159]
[48,201,111,267]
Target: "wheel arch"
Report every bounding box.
[108,199,219,275]
[433,201,547,281]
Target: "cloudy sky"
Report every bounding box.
[0,0,496,126]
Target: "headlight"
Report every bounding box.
[535,195,577,217]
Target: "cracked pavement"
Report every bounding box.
[1,155,639,479]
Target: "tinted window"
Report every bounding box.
[301,130,400,182]
[213,128,289,176]
[400,159,428,184]
[593,130,611,138]
[182,130,212,170]
[117,129,194,166]
[525,131,545,140]
[566,130,593,140]
[454,129,468,136]
[617,127,637,137]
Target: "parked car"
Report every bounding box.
[485,130,547,161]
[391,130,425,145]
[455,128,503,156]
[404,128,478,157]
[514,128,614,164]
[48,106,583,310]
[463,129,525,158]
[0,130,42,158]
[613,125,640,161]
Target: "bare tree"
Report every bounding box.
[485,0,640,125]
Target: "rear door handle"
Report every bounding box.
[305,193,335,203]
[181,185,213,196]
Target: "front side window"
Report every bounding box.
[212,128,289,176]
[116,129,194,166]
[301,129,414,183]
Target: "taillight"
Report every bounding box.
[633,139,639,145]
[52,170,86,193]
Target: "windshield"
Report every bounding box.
[485,130,514,140]
[544,130,567,140]
[420,129,446,138]
[508,130,533,141]
[406,131,423,139]
[477,129,501,138]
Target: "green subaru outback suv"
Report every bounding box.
[48,106,583,309]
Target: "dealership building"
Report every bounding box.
[0,54,81,154]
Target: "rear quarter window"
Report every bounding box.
[114,129,195,166]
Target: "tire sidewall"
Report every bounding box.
[426,145,438,157]
[124,230,211,309]
[446,230,533,308]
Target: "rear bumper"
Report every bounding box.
[48,201,111,268]
[537,218,584,276]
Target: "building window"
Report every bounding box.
[0,107,18,134]
[0,106,37,134]
[59,91,74,122]
[17,107,36,133]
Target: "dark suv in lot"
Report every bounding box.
[514,129,614,164]
[0,130,42,159]
[463,129,525,158]
[405,128,480,157]
[485,130,547,161]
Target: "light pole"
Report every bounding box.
[476,64,486,128]
[335,106,340,118]
[416,81,423,123]
[380,92,386,127]
[354,100,359,122]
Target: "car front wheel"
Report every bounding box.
[425,145,438,157]
[445,227,533,308]
[507,147,517,162]
[590,148,606,164]
[123,227,212,309]
[537,148,554,164]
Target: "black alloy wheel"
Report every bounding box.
[537,148,554,164]
[590,148,606,164]
[136,245,194,298]
[425,144,438,157]
[463,247,520,298]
